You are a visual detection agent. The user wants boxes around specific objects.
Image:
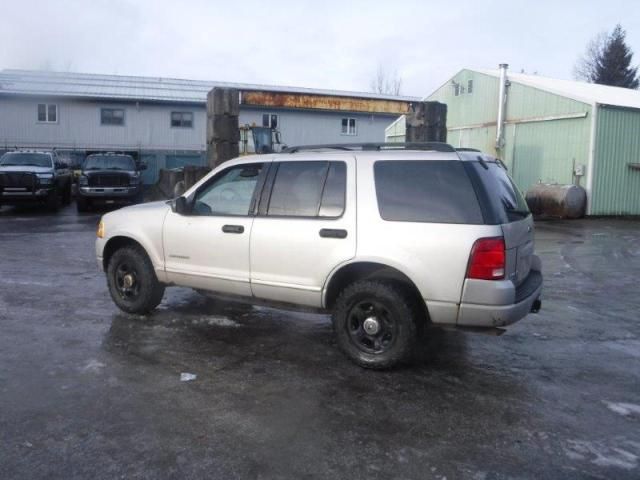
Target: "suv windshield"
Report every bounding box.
[0,152,52,167]
[83,155,135,171]
[471,160,530,222]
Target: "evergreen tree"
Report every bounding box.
[574,24,639,89]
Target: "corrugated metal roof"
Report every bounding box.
[476,69,640,109]
[0,69,419,104]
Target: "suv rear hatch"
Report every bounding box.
[465,157,535,287]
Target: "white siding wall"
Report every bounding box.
[0,97,397,153]
[0,97,206,151]
[240,108,394,146]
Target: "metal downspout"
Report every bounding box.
[495,63,509,153]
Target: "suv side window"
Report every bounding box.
[374,160,483,224]
[266,161,346,218]
[193,164,263,216]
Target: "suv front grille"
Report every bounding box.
[88,173,129,187]
[0,172,39,191]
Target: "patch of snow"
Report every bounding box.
[180,372,197,382]
[82,359,106,373]
[564,439,639,470]
[604,401,640,417]
[196,316,240,328]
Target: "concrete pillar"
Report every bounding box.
[405,101,447,143]
[206,88,240,168]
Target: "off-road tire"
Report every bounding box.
[63,182,72,205]
[46,188,60,211]
[76,196,90,212]
[107,245,165,314]
[332,280,418,369]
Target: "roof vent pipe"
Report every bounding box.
[495,63,509,151]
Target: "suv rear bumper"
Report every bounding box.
[457,270,543,327]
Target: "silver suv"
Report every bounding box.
[96,143,542,369]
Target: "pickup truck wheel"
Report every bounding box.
[332,280,417,369]
[46,188,60,211]
[76,197,90,212]
[107,246,165,314]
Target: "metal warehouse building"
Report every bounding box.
[0,69,417,184]
[386,66,640,215]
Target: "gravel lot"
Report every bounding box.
[1,203,639,479]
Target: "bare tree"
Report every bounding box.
[370,64,403,96]
[574,31,608,82]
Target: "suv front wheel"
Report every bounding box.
[107,246,165,314]
[332,280,418,369]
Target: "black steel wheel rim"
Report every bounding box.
[346,300,397,354]
[114,261,140,300]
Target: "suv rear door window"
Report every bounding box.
[374,160,483,224]
[267,161,346,218]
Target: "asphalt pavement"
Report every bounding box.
[1,203,639,479]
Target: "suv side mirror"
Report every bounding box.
[139,164,148,171]
[174,196,190,215]
[55,161,66,169]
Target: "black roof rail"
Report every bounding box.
[282,142,456,153]
[455,147,481,152]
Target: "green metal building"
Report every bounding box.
[386,67,640,215]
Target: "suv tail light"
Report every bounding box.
[467,237,505,280]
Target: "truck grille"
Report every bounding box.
[0,172,39,191]
[88,173,129,187]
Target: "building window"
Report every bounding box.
[262,113,278,129]
[467,79,474,94]
[341,118,357,136]
[37,103,57,123]
[454,84,460,96]
[101,108,125,126]
[171,111,193,128]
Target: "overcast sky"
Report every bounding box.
[1,0,638,97]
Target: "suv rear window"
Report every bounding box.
[374,160,483,224]
[468,161,530,223]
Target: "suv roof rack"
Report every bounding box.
[282,142,456,153]
[455,147,481,152]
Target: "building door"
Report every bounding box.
[140,154,158,184]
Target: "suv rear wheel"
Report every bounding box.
[107,245,165,314]
[332,280,418,369]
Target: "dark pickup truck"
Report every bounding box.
[0,150,72,211]
[77,153,146,212]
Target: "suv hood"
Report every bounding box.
[0,165,54,174]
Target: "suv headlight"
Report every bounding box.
[79,175,88,186]
[37,173,53,185]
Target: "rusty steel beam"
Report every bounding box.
[241,91,411,115]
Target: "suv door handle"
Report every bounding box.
[319,228,347,239]
[222,224,244,234]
